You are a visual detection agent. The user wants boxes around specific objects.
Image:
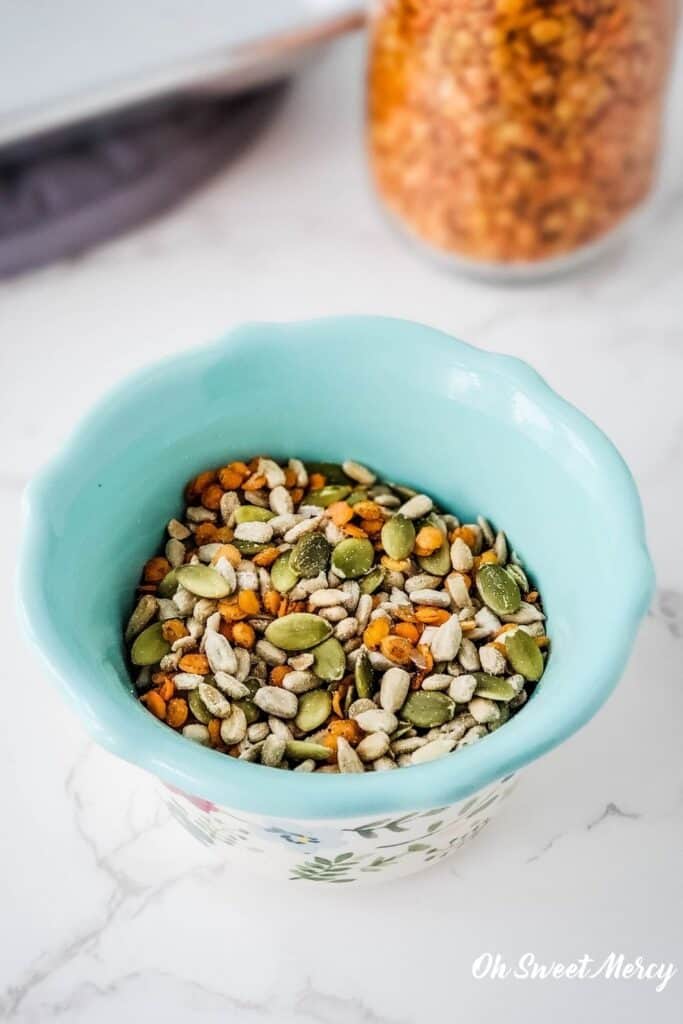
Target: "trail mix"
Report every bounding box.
[126,457,549,772]
[368,0,675,266]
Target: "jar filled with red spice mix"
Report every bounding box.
[367,0,678,277]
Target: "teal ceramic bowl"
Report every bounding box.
[18,317,654,883]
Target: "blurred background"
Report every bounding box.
[2,3,682,1023]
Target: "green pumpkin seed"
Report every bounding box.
[291,532,331,577]
[359,565,385,594]
[476,564,521,615]
[306,462,350,485]
[505,630,544,681]
[130,622,171,666]
[158,568,180,598]
[381,514,416,560]
[417,542,451,576]
[234,698,260,725]
[344,683,356,715]
[237,696,264,729]
[234,506,274,524]
[285,740,331,762]
[332,538,374,579]
[176,564,234,599]
[233,539,268,555]
[305,485,352,507]
[354,649,374,698]
[347,489,369,506]
[189,688,212,724]
[265,613,332,651]
[401,690,455,728]
[242,677,261,697]
[473,672,518,701]
[312,637,347,681]
[271,551,300,594]
[487,703,511,732]
[295,689,333,732]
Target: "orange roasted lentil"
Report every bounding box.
[232,621,256,649]
[263,590,281,615]
[380,555,411,573]
[143,556,171,582]
[329,500,354,526]
[217,467,245,490]
[322,719,362,753]
[414,525,443,556]
[155,675,175,700]
[152,671,173,687]
[238,590,261,615]
[141,690,166,720]
[393,621,421,644]
[253,546,281,567]
[363,617,391,649]
[185,469,216,501]
[218,599,247,622]
[178,653,210,675]
[194,522,220,545]
[415,606,450,626]
[343,523,368,539]
[380,635,415,665]
[270,664,289,686]
[218,619,234,642]
[360,518,383,536]
[201,483,224,511]
[353,500,383,520]
[161,619,187,643]
[166,698,188,729]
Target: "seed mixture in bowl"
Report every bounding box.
[126,457,549,772]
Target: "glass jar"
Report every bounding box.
[367,0,678,278]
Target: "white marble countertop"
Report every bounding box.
[2,33,682,1024]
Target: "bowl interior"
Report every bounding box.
[20,317,653,817]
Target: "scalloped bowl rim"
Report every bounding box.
[17,316,654,819]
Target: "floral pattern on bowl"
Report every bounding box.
[162,773,517,882]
